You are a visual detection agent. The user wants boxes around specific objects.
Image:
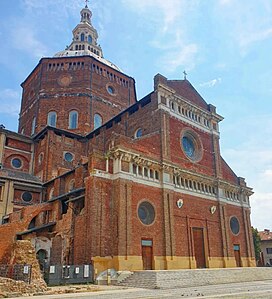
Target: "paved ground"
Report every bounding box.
[12,280,272,299]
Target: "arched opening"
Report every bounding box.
[80,33,85,41]
[94,113,102,130]
[47,111,57,127]
[69,110,78,129]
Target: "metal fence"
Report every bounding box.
[0,264,32,284]
[44,264,94,286]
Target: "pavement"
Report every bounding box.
[9,280,272,299]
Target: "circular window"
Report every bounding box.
[11,158,22,169]
[135,128,143,138]
[107,86,115,95]
[230,216,240,235]
[64,152,74,162]
[138,201,155,225]
[22,192,33,202]
[181,130,203,162]
[182,136,195,158]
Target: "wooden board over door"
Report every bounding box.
[142,239,153,270]
[192,228,206,268]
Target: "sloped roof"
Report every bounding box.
[259,230,272,241]
[220,157,238,185]
[0,168,42,184]
[167,80,209,110]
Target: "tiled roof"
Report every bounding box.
[259,230,272,241]
[0,168,42,184]
[167,80,209,110]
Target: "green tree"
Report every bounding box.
[252,227,261,263]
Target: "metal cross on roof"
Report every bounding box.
[183,70,187,80]
[85,0,89,7]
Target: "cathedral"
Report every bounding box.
[0,4,255,274]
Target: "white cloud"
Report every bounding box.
[219,0,233,5]
[123,0,185,32]
[159,44,198,73]
[251,192,272,230]
[122,0,199,73]
[200,78,222,88]
[11,26,48,58]
[0,89,21,116]
[215,1,272,53]
[239,28,272,49]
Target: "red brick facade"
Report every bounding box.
[0,5,255,274]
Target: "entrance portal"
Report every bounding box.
[234,245,241,267]
[141,239,153,270]
[192,228,206,268]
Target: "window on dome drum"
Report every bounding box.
[94,114,102,130]
[88,35,92,44]
[80,33,85,41]
[230,216,240,235]
[138,201,155,225]
[135,128,142,139]
[11,158,22,169]
[31,117,36,135]
[64,152,74,162]
[69,111,78,129]
[47,111,57,127]
[21,191,33,202]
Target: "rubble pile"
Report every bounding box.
[9,240,47,289]
[0,277,46,297]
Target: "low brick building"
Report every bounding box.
[0,4,255,273]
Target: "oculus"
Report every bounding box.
[11,158,22,169]
[22,191,33,202]
[181,130,203,162]
[107,86,115,95]
[138,201,155,225]
[230,216,240,235]
[64,152,74,162]
[135,128,143,139]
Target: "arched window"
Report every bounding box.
[47,111,57,127]
[94,113,102,130]
[80,33,85,41]
[88,35,92,44]
[69,110,78,129]
[31,117,36,135]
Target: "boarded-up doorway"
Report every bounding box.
[234,244,241,267]
[141,239,153,270]
[193,228,206,268]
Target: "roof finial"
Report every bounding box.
[183,70,187,80]
[85,0,89,8]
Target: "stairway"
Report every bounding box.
[118,271,157,289]
[118,267,272,289]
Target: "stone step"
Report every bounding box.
[118,268,272,289]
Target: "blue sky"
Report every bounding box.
[0,0,272,231]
